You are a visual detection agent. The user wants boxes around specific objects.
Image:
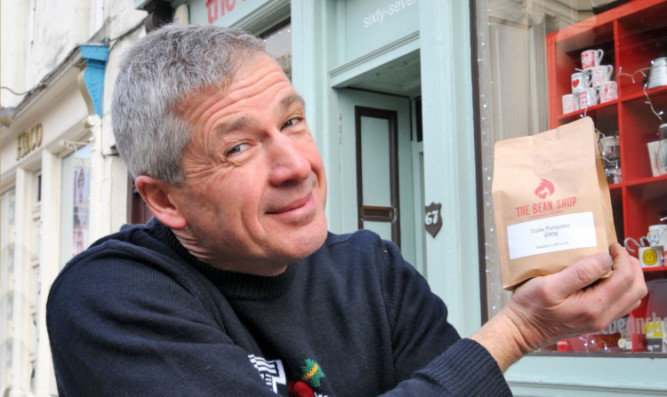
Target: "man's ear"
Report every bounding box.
[135,175,187,229]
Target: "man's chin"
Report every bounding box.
[288,222,328,258]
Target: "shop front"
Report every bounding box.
[0,45,108,397]
[473,0,667,394]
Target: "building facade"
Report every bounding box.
[1,0,665,395]
[1,2,146,395]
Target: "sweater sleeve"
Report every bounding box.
[375,239,512,396]
[46,245,282,397]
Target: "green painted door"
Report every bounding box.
[335,89,424,272]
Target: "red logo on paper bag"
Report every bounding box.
[534,178,555,199]
[573,78,580,88]
[515,179,575,218]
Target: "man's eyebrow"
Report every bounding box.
[215,94,305,136]
[216,116,250,136]
[280,94,306,113]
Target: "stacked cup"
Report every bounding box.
[562,49,617,114]
[582,49,617,106]
[563,70,587,114]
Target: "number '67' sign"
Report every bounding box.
[424,202,442,238]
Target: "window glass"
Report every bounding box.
[1,188,16,379]
[1,188,16,274]
[261,21,292,81]
[36,173,42,203]
[60,144,91,264]
[475,0,667,356]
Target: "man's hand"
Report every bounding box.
[471,242,647,371]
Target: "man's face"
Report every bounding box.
[169,53,328,275]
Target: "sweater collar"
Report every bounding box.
[148,218,298,300]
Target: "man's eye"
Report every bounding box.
[227,143,248,156]
[282,118,299,129]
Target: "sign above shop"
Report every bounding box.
[205,0,238,25]
[344,0,418,62]
[16,123,43,160]
[362,0,417,29]
[190,0,268,27]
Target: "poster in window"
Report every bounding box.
[72,166,90,256]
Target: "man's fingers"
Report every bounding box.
[608,242,647,298]
[596,243,647,327]
[609,242,630,269]
[551,252,613,298]
[506,242,648,355]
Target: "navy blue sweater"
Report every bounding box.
[47,219,511,396]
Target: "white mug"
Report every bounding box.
[648,225,667,261]
[562,93,579,114]
[582,49,604,69]
[571,71,591,93]
[598,81,618,103]
[578,87,598,108]
[591,65,614,86]
[639,245,664,268]
[648,224,667,246]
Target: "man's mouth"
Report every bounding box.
[267,192,315,215]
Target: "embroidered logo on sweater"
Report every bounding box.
[248,354,286,393]
[248,355,330,397]
[299,358,325,388]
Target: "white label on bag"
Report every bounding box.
[507,212,597,259]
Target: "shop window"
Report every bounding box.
[474,0,667,356]
[36,173,41,203]
[261,20,292,81]
[1,188,16,274]
[1,188,16,381]
[59,144,91,265]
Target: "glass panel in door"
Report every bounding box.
[356,107,400,247]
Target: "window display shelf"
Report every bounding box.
[623,173,667,187]
[620,85,667,103]
[557,100,617,122]
[643,265,667,273]
[547,0,667,247]
[607,173,667,190]
[547,0,667,355]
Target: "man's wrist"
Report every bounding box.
[469,308,533,372]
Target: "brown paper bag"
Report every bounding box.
[492,117,616,289]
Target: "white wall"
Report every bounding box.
[1,0,31,108]
[1,0,104,109]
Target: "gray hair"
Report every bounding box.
[111,24,265,185]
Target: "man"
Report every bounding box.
[47,24,646,396]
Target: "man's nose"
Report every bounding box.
[267,133,311,186]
